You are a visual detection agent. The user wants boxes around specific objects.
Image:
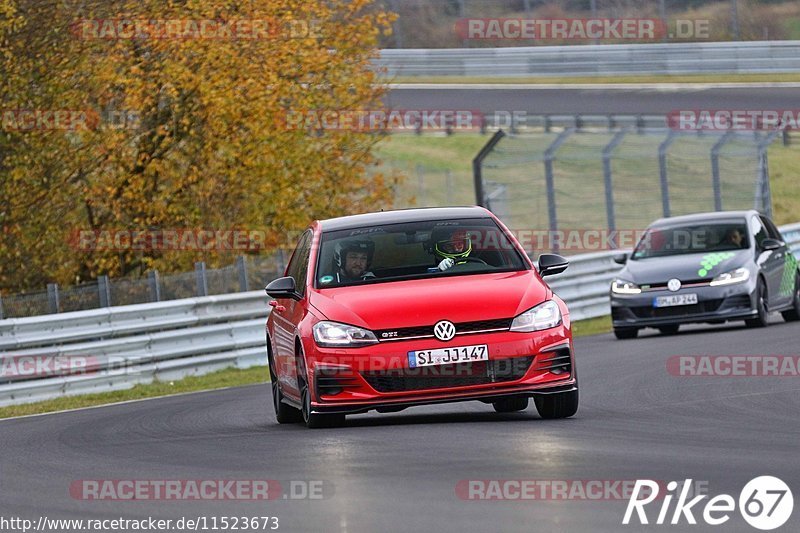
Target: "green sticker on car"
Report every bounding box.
[779,253,798,297]
[697,252,736,277]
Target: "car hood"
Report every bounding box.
[622,249,751,284]
[308,270,549,329]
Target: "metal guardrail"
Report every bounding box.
[1,221,798,407]
[376,41,800,77]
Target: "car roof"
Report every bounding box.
[649,210,761,228]
[318,206,491,232]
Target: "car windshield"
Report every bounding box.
[315,218,527,288]
[631,221,750,259]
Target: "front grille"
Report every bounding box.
[642,279,710,292]
[533,348,571,374]
[375,317,512,342]
[362,356,533,393]
[316,368,360,397]
[630,299,723,319]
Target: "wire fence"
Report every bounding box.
[476,117,781,255]
[0,255,286,320]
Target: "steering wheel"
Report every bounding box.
[457,256,488,265]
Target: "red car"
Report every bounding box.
[265,207,578,428]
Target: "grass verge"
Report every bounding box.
[0,315,613,419]
[0,365,267,420]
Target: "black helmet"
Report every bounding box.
[334,239,375,268]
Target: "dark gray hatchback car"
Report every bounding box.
[610,210,800,339]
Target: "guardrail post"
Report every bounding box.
[472,129,505,207]
[98,275,112,307]
[710,131,734,211]
[237,256,249,292]
[47,283,60,314]
[783,129,791,146]
[0,294,5,320]
[602,129,629,242]
[658,131,678,217]
[148,270,161,302]
[195,262,208,297]
[544,116,552,133]
[543,128,576,252]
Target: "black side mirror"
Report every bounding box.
[265,276,300,300]
[613,253,628,265]
[538,253,569,277]
[761,238,783,251]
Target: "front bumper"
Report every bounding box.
[610,279,757,328]
[303,326,576,415]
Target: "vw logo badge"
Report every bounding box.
[433,320,456,342]
[667,278,682,292]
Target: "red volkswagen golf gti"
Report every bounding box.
[265,207,578,428]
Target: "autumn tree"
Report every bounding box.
[0,0,396,293]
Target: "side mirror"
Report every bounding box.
[613,253,628,265]
[265,276,300,300]
[538,253,569,277]
[761,238,783,251]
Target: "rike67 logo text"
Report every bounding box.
[624,477,793,530]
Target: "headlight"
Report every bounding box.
[611,279,641,294]
[710,267,750,286]
[510,300,562,332]
[312,321,378,347]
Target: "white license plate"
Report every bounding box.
[408,344,488,368]
[654,293,698,307]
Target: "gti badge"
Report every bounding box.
[433,320,456,341]
[667,278,682,292]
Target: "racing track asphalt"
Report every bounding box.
[384,85,800,116]
[1,317,799,533]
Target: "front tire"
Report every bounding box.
[492,396,529,413]
[746,278,769,328]
[534,389,578,419]
[781,274,800,322]
[614,327,638,339]
[268,339,301,424]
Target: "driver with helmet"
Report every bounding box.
[333,239,376,283]
[431,227,473,271]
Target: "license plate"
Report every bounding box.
[654,293,698,307]
[408,344,488,368]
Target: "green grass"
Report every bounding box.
[0,314,614,419]
[0,365,268,420]
[377,131,800,227]
[388,73,800,85]
[572,315,612,337]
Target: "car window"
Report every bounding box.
[315,218,527,288]
[760,215,783,241]
[750,216,768,249]
[631,221,749,259]
[285,230,312,296]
